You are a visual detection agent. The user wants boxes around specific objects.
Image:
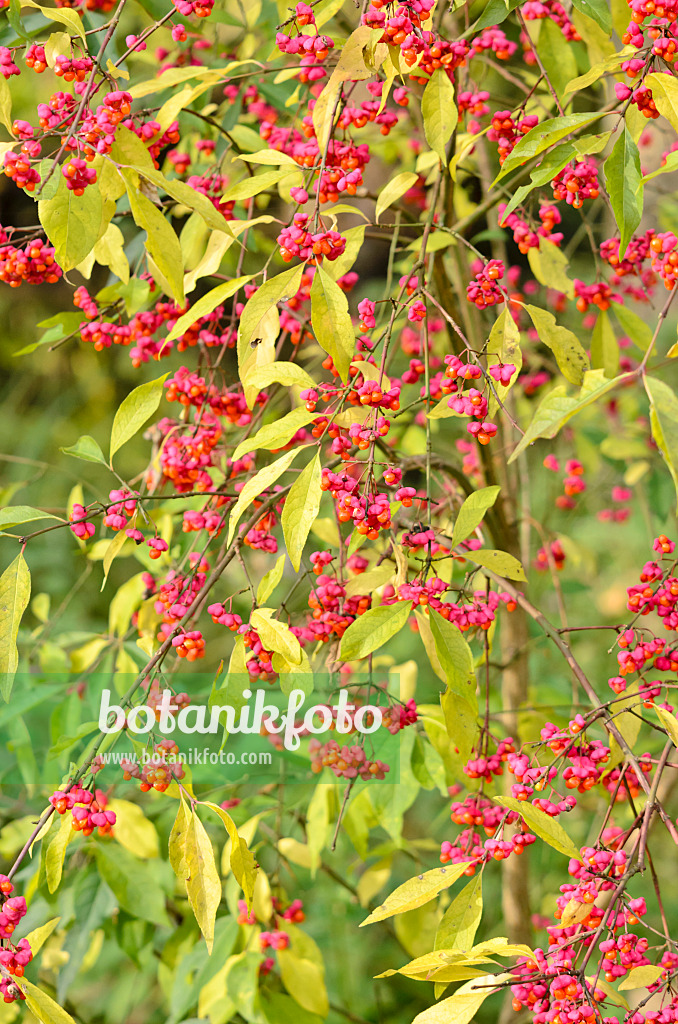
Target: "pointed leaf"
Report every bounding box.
[422,69,457,163]
[0,553,30,702]
[110,373,168,460]
[604,127,643,259]
[310,263,355,382]
[282,453,322,571]
[493,796,581,859]
[451,486,500,547]
[360,862,471,925]
[339,600,412,662]
[524,304,590,385]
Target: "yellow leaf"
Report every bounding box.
[202,801,257,908]
[108,799,160,859]
[618,964,665,990]
[376,171,419,223]
[281,453,322,571]
[22,979,78,1024]
[185,810,222,953]
[360,862,471,925]
[45,811,73,894]
[227,447,305,545]
[22,918,60,957]
[0,552,30,702]
[277,948,329,1018]
[422,69,457,163]
[310,263,355,382]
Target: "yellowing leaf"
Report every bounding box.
[653,703,678,747]
[464,548,527,582]
[22,917,60,957]
[451,486,500,547]
[185,809,222,953]
[282,453,322,571]
[237,265,303,367]
[561,898,592,927]
[645,72,678,134]
[22,979,78,1024]
[493,797,581,859]
[45,812,73,894]
[411,974,501,1024]
[277,947,329,1017]
[257,554,286,605]
[202,801,258,908]
[38,174,103,273]
[110,373,168,460]
[618,964,665,990]
[243,361,316,394]
[20,0,86,40]
[312,25,373,150]
[646,376,678,512]
[231,408,317,462]
[0,552,30,702]
[524,304,590,385]
[344,564,395,598]
[122,171,185,305]
[310,263,355,382]
[527,237,575,299]
[165,275,252,344]
[227,446,306,545]
[435,874,483,952]
[376,171,419,222]
[108,799,160,859]
[339,600,411,662]
[169,796,190,880]
[251,607,302,664]
[422,69,457,163]
[361,862,471,925]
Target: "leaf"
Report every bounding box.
[231,407,317,462]
[564,50,630,96]
[237,265,303,366]
[60,435,107,466]
[310,263,355,382]
[428,610,477,710]
[653,704,678,748]
[618,965,666,990]
[463,549,527,582]
[0,506,61,532]
[45,812,73,894]
[95,844,170,925]
[344,564,395,598]
[23,979,79,1024]
[282,453,322,571]
[107,799,160,859]
[496,112,604,179]
[604,127,643,259]
[101,531,127,591]
[498,143,576,221]
[422,69,457,163]
[571,0,612,32]
[118,160,237,236]
[22,917,61,956]
[38,174,103,273]
[202,801,257,908]
[645,73,678,134]
[535,17,578,99]
[509,369,620,462]
[646,376,678,511]
[325,223,367,280]
[243,361,316,394]
[169,796,190,880]
[0,553,30,702]
[591,311,619,378]
[612,302,653,351]
[312,25,373,149]
[451,486,500,547]
[493,797,581,859]
[251,608,303,665]
[184,809,222,953]
[527,237,574,299]
[257,553,286,605]
[524,304,590,385]
[375,171,419,223]
[110,373,168,460]
[435,875,483,951]
[221,168,296,203]
[277,948,329,1018]
[165,275,252,344]
[360,862,471,925]
[339,601,412,662]
[20,0,86,39]
[227,447,305,545]
[122,171,185,305]
[0,77,12,134]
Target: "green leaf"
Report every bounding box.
[110,373,168,461]
[237,265,304,365]
[339,600,412,661]
[361,862,471,925]
[122,171,185,305]
[498,143,576,221]
[312,25,373,149]
[184,809,222,953]
[221,168,296,203]
[227,447,305,545]
[604,127,643,259]
[251,607,303,665]
[165,275,252,344]
[20,0,86,39]
[571,0,612,32]
[527,237,574,299]
[464,549,526,581]
[535,18,578,99]
[45,813,73,894]
[0,506,61,532]
[487,307,522,373]
[0,553,30,702]
[422,69,457,163]
[95,844,171,925]
[231,407,317,462]
[60,435,107,466]
[591,311,619,378]
[23,979,79,1024]
[277,948,329,1018]
[646,376,678,511]
[524,304,590,385]
[451,486,500,547]
[282,453,322,571]
[428,610,477,711]
[310,263,355,382]
[376,171,419,221]
[493,797,581,859]
[509,369,620,462]
[564,51,629,97]
[435,875,483,952]
[612,299,653,351]
[496,112,604,179]
[169,796,189,880]
[0,77,12,135]
[38,174,103,273]
[22,917,61,957]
